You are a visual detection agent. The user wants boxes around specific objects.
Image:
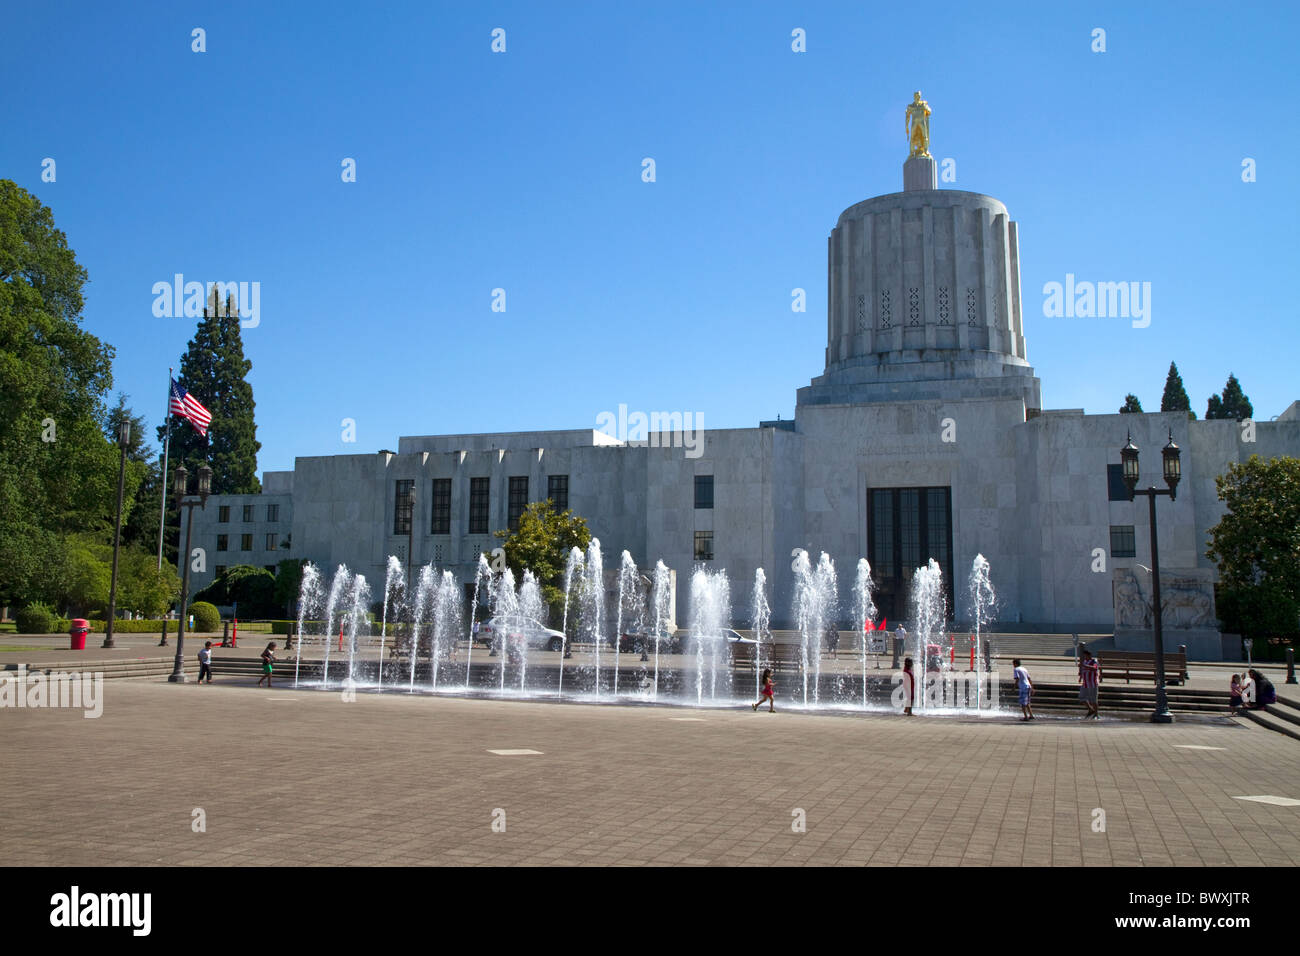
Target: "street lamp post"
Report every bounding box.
[170,463,213,683]
[1121,428,1182,724]
[103,420,131,648]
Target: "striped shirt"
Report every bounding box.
[1080,658,1100,688]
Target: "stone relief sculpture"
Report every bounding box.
[1114,568,1217,631]
[1113,568,1150,629]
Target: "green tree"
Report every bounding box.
[156,291,262,562]
[273,558,305,616]
[1205,373,1253,422]
[193,564,278,617]
[117,548,181,617]
[1159,361,1195,420]
[1119,394,1143,414]
[0,180,120,607]
[493,500,592,621]
[1206,456,1300,638]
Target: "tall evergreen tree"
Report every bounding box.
[1119,394,1143,414]
[157,289,261,495]
[1206,373,1253,421]
[1159,361,1195,420]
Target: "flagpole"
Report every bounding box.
[156,367,173,571]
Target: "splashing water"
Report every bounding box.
[651,560,671,698]
[429,569,461,692]
[492,567,520,693]
[853,558,877,710]
[910,558,946,713]
[321,564,351,688]
[751,568,770,701]
[614,551,642,696]
[464,554,491,692]
[558,546,584,697]
[409,564,436,691]
[792,551,837,706]
[969,553,996,710]
[344,573,371,687]
[294,562,323,688]
[690,567,731,704]
[583,539,605,696]
[377,556,405,691]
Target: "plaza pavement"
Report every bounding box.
[2,674,1298,867]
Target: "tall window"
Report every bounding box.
[266,504,279,522]
[868,486,953,623]
[508,476,528,531]
[694,531,714,561]
[218,506,229,523]
[242,504,255,522]
[1110,525,1136,558]
[240,534,253,551]
[215,565,227,577]
[216,534,228,552]
[430,478,451,534]
[394,479,414,535]
[547,474,569,512]
[694,475,714,509]
[1106,464,1130,502]
[265,533,278,551]
[469,477,490,535]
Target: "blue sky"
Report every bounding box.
[5,0,1297,475]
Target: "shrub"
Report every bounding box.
[16,602,55,634]
[189,601,221,632]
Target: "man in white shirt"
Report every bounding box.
[1013,658,1033,720]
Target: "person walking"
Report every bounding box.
[752,668,775,712]
[256,641,278,688]
[197,640,214,684]
[1078,648,1100,719]
[1013,658,1034,720]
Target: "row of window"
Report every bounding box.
[394,475,570,536]
[217,504,279,523]
[217,533,280,552]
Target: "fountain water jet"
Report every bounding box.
[853,558,877,710]
[408,564,436,691]
[293,562,323,688]
[969,554,996,711]
[558,546,584,697]
[651,560,671,699]
[909,558,946,713]
[750,569,770,701]
[320,564,352,688]
[378,556,405,691]
[689,568,731,705]
[464,554,491,692]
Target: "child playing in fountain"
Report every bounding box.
[901,657,915,715]
[257,641,277,688]
[752,668,775,712]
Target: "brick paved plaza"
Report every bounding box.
[2,677,1298,867]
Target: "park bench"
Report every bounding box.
[1097,650,1188,685]
[731,641,805,673]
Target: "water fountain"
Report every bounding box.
[378,556,405,691]
[429,569,461,692]
[558,546,584,697]
[614,551,642,696]
[320,564,351,688]
[293,562,323,688]
[490,567,520,693]
[689,567,731,705]
[464,554,490,692]
[517,570,545,692]
[909,558,946,713]
[582,538,605,696]
[791,550,837,706]
[853,558,877,710]
[750,568,770,701]
[408,564,435,692]
[969,553,996,711]
[343,573,371,688]
[650,560,671,698]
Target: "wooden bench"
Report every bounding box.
[1097,650,1189,685]
[730,641,805,673]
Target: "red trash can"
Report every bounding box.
[70,618,89,651]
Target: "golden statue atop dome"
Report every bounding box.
[905,91,931,159]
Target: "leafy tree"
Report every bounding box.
[1206,456,1300,638]
[1205,373,1254,422]
[1119,394,1143,414]
[193,564,278,617]
[493,500,592,621]
[1160,361,1195,420]
[0,180,120,607]
[117,549,180,617]
[273,558,305,616]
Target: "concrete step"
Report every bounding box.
[1263,704,1300,728]
[1239,708,1300,743]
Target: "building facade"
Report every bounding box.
[184,150,1300,652]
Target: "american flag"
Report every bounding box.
[169,378,212,436]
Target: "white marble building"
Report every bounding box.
[185,152,1300,656]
